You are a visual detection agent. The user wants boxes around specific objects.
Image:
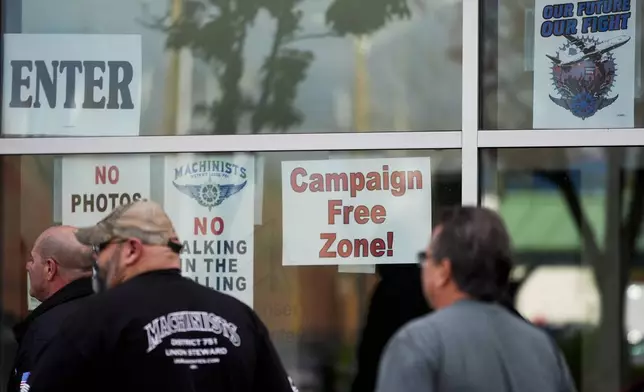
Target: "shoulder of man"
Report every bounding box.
[386,313,442,356]
[162,275,260,320]
[35,294,93,326]
[380,306,475,366]
[375,315,442,392]
[195,285,268,335]
[9,296,94,392]
[17,292,92,357]
[49,291,118,346]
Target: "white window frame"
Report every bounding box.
[0,132,461,155]
[2,0,643,207]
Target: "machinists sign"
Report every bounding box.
[164,154,255,309]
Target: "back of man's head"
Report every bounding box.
[431,206,513,302]
[28,226,93,301]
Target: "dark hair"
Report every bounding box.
[431,206,513,302]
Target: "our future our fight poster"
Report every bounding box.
[533,0,636,129]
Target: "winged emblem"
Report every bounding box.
[545,34,630,119]
[546,34,630,67]
[173,180,248,211]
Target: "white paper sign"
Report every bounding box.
[62,155,151,227]
[281,157,432,266]
[2,34,142,136]
[164,154,255,308]
[533,1,636,128]
[338,264,376,274]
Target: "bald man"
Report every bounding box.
[8,225,94,392]
[23,200,297,392]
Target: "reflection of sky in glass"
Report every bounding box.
[20,0,461,134]
[22,0,169,136]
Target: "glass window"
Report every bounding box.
[481,147,644,392]
[0,149,460,390]
[481,0,644,129]
[1,0,462,137]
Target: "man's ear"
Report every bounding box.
[437,258,452,286]
[123,239,143,266]
[45,258,58,281]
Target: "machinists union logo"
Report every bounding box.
[546,34,630,119]
[173,160,248,211]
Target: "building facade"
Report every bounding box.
[1,0,643,391]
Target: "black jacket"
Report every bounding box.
[1,311,19,392]
[23,269,296,392]
[8,277,93,391]
[351,265,431,392]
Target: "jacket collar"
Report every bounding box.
[13,277,93,342]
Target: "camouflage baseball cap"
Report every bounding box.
[75,199,181,250]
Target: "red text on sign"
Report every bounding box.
[194,217,225,236]
[290,165,423,197]
[327,200,386,225]
[319,232,394,258]
[95,165,120,185]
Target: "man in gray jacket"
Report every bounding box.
[375,206,576,392]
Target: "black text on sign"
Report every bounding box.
[9,60,135,110]
[70,165,141,213]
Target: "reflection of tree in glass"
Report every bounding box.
[152,0,314,134]
[483,137,642,390]
[533,152,642,392]
[149,0,416,134]
[325,0,411,35]
[477,3,644,389]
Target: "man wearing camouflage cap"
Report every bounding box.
[22,200,298,392]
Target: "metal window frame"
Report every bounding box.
[460,0,644,206]
[461,0,479,205]
[3,0,644,207]
[478,129,644,148]
[0,132,461,155]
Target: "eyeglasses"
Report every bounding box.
[92,238,127,256]
[417,251,428,266]
[92,238,183,256]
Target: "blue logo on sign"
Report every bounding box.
[546,34,630,119]
[173,160,248,211]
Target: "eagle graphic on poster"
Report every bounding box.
[173,179,247,211]
[546,34,630,119]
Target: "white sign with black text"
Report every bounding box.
[163,154,255,309]
[27,155,151,311]
[2,34,142,136]
[61,155,151,227]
